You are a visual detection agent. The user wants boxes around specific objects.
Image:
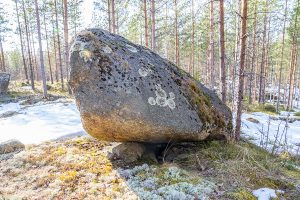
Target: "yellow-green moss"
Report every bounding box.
[59,170,78,182]
[229,188,256,200]
[187,80,226,129]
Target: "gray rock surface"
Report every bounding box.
[0,140,25,155]
[69,28,232,142]
[0,73,10,94]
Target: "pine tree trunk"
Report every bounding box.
[15,0,29,82]
[0,38,5,72]
[63,0,72,94]
[287,0,299,110]
[276,2,287,110]
[209,0,215,89]
[144,0,149,47]
[258,2,268,104]
[235,0,247,141]
[151,0,156,51]
[43,11,53,84]
[249,0,257,104]
[21,0,35,90]
[174,0,179,67]
[108,0,111,32]
[54,0,64,90]
[191,0,195,77]
[34,0,47,97]
[111,0,116,33]
[219,0,226,103]
[29,26,39,81]
[52,17,59,83]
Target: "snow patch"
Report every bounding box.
[0,99,86,144]
[241,111,300,154]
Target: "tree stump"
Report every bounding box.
[0,73,10,94]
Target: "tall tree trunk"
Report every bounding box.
[15,0,28,82]
[54,0,64,90]
[63,0,72,94]
[30,25,39,81]
[209,0,215,89]
[52,17,59,83]
[287,0,299,110]
[219,0,226,103]
[263,17,271,102]
[258,1,268,104]
[107,0,111,32]
[144,0,149,47]
[21,0,34,90]
[43,10,53,84]
[191,0,195,77]
[248,0,257,104]
[174,0,179,67]
[0,38,5,72]
[151,0,156,51]
[34,0,47,97]
[111,0,116,33]
[276,0,287,111]
[235,0,247,140]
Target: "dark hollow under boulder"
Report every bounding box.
[69,28,232,143]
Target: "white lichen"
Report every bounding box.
[126,44,138,53]
[138,67,152,77]
[102,46,113,54]
[156,96,167,107]
[70,40,93,63]
[79,50,92,62]
[148,97,156,105]
[252,188,284,200]
[117,164,216,200]
[167,99,176,109]
[148,84,176,109]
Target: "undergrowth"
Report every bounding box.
[171,140,300,199]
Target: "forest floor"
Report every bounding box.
[0,81,300,200]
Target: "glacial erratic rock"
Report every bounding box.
[69,28,232,142]
[0,72,10,94]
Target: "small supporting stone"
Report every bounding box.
[109,142,167,164]
[0,139,25,155]
[0,73,10,94]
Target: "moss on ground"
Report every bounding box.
[244,102,279,115]
[5,81,70,100]
[229,188,257,200]
[294,111,300,117]
[171,140,300,198]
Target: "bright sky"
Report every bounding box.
[2,0,94,51]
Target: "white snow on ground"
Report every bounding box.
[242,111,300,154]
[0,102,21,115]
[252,188,284,200]
[0,99,86,144]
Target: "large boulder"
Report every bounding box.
[69,29,232,143]
[0,72,10,94]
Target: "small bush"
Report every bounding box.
[264,104,276,113]
[294,112,300,117]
